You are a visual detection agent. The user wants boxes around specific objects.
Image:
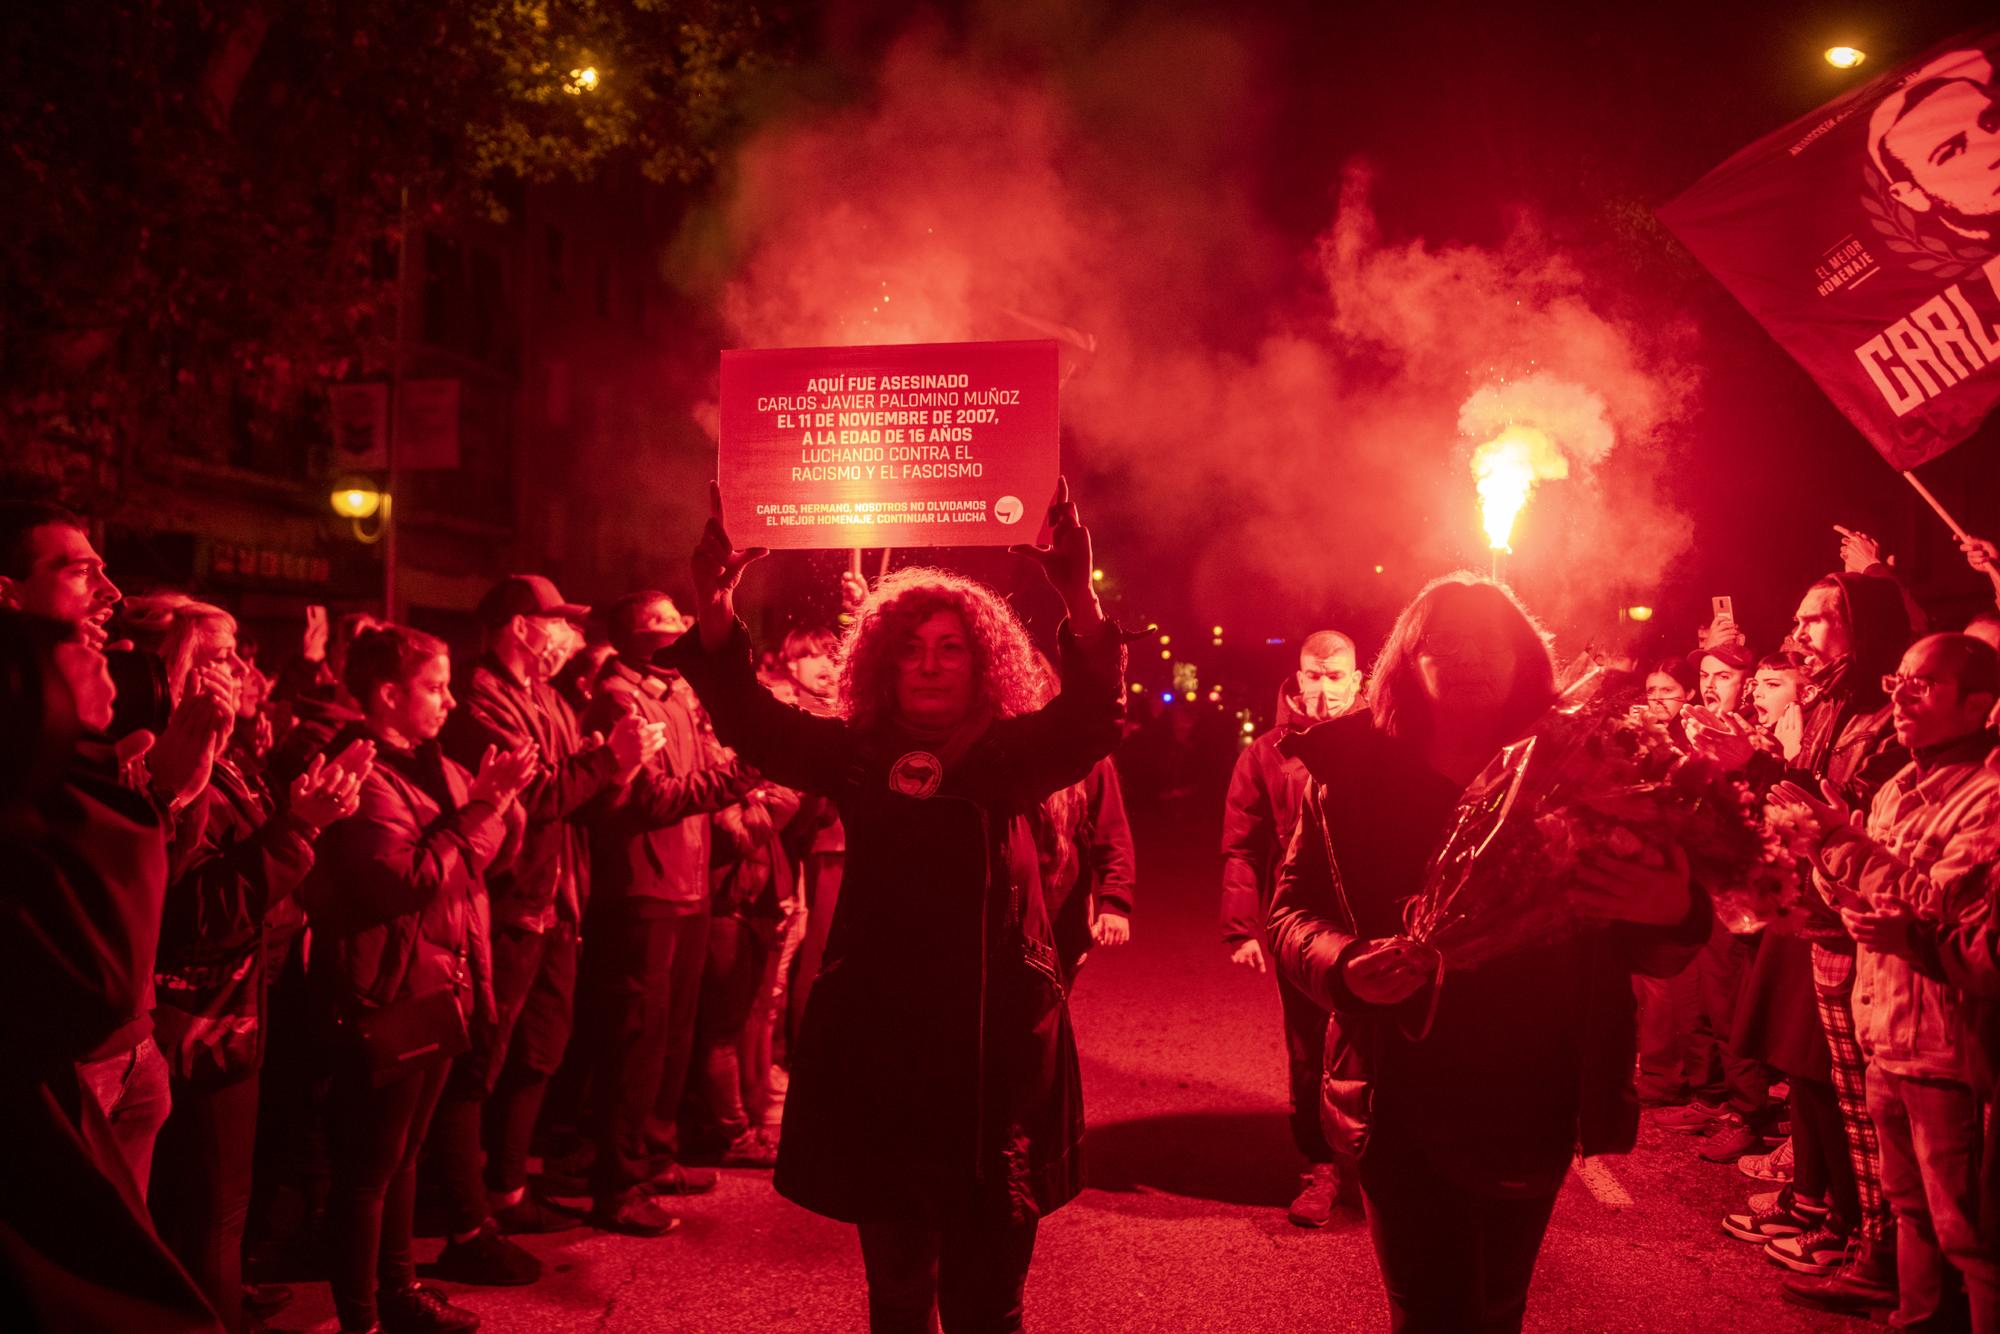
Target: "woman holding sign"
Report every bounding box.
[666,480,1125,1333]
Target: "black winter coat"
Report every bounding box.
[1219,682,1318,944]
[1267,712,1711,1192]
[152,756,316,1085]
[663,619,1125,1225]
[302,728,515,1035]
[442,657,620,932]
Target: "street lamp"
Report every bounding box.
[332,480,389,543]
[1824,46,1867,70]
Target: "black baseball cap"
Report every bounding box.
[476,574,589,627]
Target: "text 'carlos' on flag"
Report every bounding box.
[1659,26,2000,470]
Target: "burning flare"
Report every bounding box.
[1472,426,1568,552]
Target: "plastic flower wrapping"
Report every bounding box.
[1400,668,1795,973]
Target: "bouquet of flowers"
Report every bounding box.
[1399,667,1795,974]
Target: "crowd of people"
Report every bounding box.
[1216,526,2000,1331]
[4,484,2000,1334]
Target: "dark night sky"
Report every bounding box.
[681,0,1999,661]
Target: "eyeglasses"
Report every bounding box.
[1881,674,1942,700]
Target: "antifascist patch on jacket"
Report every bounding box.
[888,750,943,799]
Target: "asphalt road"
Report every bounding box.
[272,804,1864,1333]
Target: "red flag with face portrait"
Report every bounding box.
[1659,25,2000,469]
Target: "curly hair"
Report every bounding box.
[837,566,1042,733]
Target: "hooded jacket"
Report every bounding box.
[1219,681,1322,943]
[662,617,1125,1225]
[1796,571,1912,804]
[1267,711,1711,1187]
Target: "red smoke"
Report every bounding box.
[680,20,1699,645]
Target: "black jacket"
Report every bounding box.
[663,618,1125,1224]
[303,728,514,1032]
[580,659,752,912]
[152,756,316,1084]
[442,656,620,932]
[1267,712,1711,1190]
[1219,682,1318,944]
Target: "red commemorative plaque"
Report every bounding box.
[720,339,1059,549]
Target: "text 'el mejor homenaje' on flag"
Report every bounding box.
[1659,26,2000,470]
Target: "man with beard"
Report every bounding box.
[1220,629,1363,1227]
[1774,634,2000,1332]
[1760,572,1918,1314]
[428,575,665,1286]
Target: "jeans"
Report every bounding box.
[1866,1063,2000,1334]
[1693,928,1767,1118]
[151,1072,259,1334]
[1275,969,1335,1164]
[856,1213,1039,1334]
[694,912,778,1144]
[585,903,708,1203]
[435,920,578,1225]
[1357,1132,1562,1333]
[325,1056,449,1331]
[1634,960,1701,1100]
[76,1036,173,1203]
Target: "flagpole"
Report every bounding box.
[1899,470,1972,543]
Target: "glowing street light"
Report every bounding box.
[564,65,602,95]
[1625,605,1655,623]
[331,485,382,519]
[1824,46,1866,70]
[1092,568,1105,582]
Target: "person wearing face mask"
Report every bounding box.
[559,589,756,1236]
[428,576,664,1284]
[664,481,1125,1334]
[0,609,227,1333]
[1220,629,1364,1227]
[143,602,375,1332]
[1267,574,1709,1333]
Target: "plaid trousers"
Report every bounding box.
[1813,943,1891,1247]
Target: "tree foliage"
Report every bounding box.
[0,0,795,470]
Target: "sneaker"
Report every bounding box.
[1720,1187,1821,1243]
[1764,1224,1849,1275]
[1780,1237,1897,1312]
[1697,1115,1765,1163]
[1737,1137,1794,1182]
[377,1282,480,1334]
[720,1129,779,1168]
[1287,1163,1342,1228]
[590,1191,682,1238]
[645,1162,720,1196]
[430,1220,542,1287]
[1744,1185,1825,1216]
[243,1283,293,1318]
[491,1194,580,1235]
[1652,1099,1726,1132]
